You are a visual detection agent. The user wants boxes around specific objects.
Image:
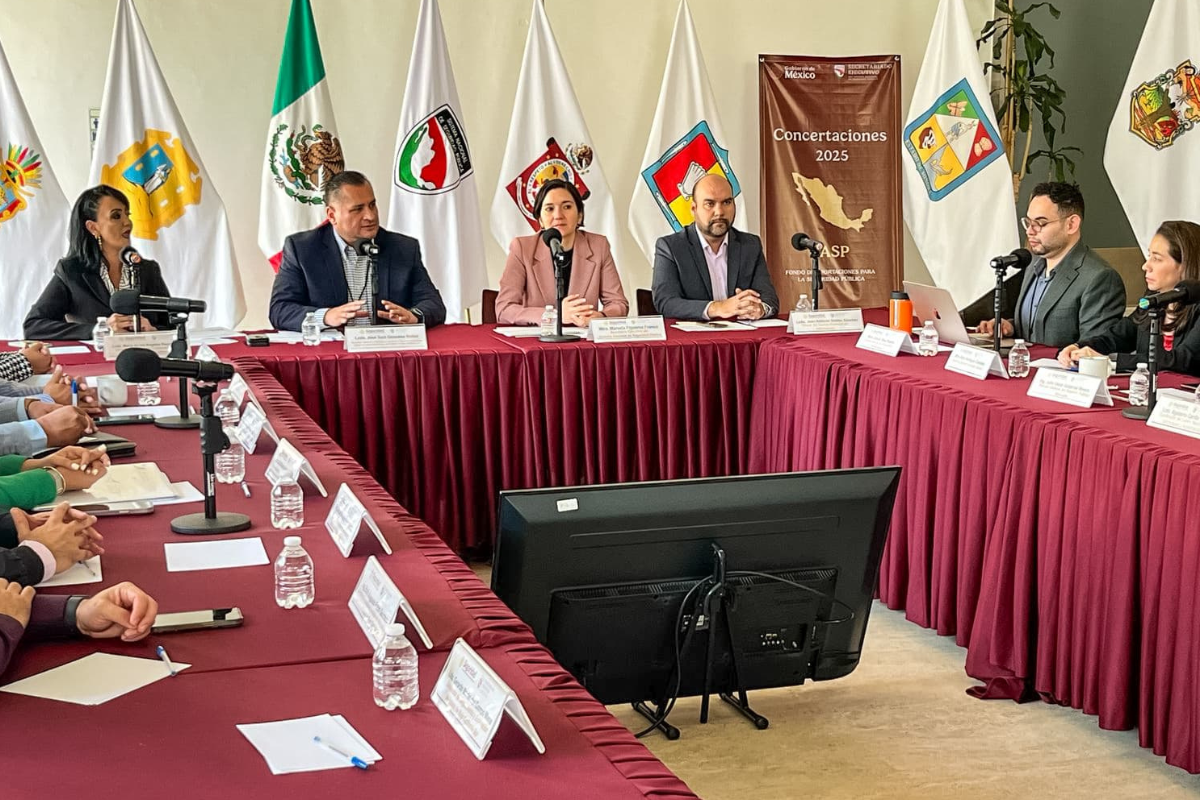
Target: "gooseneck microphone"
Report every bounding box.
[119,246,144,330]
[116,348,235,384]
[791,233,824,310]
[541,227,565,261]
[111,289,207,316]
[1138,280,1200,310]
[791,233,824,254]
[989,248,1033,271]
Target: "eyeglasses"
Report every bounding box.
[1021,216,1068,232]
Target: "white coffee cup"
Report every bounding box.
[1077,355,1112,378]
[94,375,128,406]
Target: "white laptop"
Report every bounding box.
[903,281,1013,348]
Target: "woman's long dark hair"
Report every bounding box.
[65,185,129,269]
[1134,220,1200,332]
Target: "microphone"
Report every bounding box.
[1138,280,1200,310]
[989,248,1033,270]
[111,289,206,316]
[541,227,564,260]
[116,348,234,384]
[119,246,142,268]
[353,238,379,258]
[791,233,823,254]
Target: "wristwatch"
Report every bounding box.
[412,308,426,325]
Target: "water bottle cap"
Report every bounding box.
[545,305,554,311]
[386,622,406,637]
[97,316,107,322]
[284,536,301,547]
[1014,339,1025,345]
[924,320,934,326]
[891,291,909,300]
[1137,362,1148,369]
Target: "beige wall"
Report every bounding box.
[1,0,992,327]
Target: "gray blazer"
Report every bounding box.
[652,225,780,320]
[1013,242,1126,347]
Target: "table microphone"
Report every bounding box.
[542,227,564,260]
[1138,280,1200,309]
[989,248,1032,270]
[116,348,234,384]
[791,233,823,254]
[111,289,207,316]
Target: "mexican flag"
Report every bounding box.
[258,0,343,270]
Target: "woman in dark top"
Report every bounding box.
[23,185,172,341]
[1058,220,1200,377]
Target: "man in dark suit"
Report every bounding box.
[268,171,447,331]
[651,174,779,321]
[978,182,1125,347]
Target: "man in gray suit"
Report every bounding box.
[979,182,1125,347]
[652,174,779,321]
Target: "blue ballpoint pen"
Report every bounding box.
[70,379,78,408]
[156,645,177,677]
[312,736,369,770]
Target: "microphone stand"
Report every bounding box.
[155,312,200,429]
[130,266,142,333]
[990,260,1007,354]
[538,248,581,344]
[170,381,252,535]
[1121,307,1160,421]
[369,254,380,326]
[809,248,823,311]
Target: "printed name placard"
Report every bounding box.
[431,639,546,761]
[344,324,428,353]
[229,373,252,407]
[944,343,1010,380]
[588,316,667,343]
[855,323,918,357]
[325,483,392,557]
[103,331,177,361]
[1027,368,1112,408]
[193,344,220,362]
[1148,391,1200,440]
[347,555,431,651]
[264,437,328,497]
[789,308,865,335]
[232,402,278,455]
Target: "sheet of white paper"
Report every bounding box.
[1029,358,1065,370]
[152,481,205,506]
[37,556,101,587]
[189,327,244,342]
[746,318,790,328]
[196,338,237,347]
[164,537,269,572]
[237,713,382,775]
[104,405,181,419]
[671,321,755,332]
[41,463,177,510]
[267,331,343,344]
[0,652,190,705]
[48,345,92,355]
[492,326,586,338]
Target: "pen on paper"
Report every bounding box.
[312,736,369,770]
[156,645,177,677]
[78,559,98,578]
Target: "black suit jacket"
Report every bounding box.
[24,257,173,340]
[268,225,446,331]
[651,225,780,320]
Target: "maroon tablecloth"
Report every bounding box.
[748,332,1200,773]
[1,644,697,800]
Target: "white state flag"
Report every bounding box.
[628,0,744,264]
[0,37,69,340]
[258,0,343,269]
[388,0,487,323]
[1104,0,1200,253]
[902,0,1018,309]
[490,0,630,287]
[90,0,244,329]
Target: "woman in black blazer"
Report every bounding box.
[23,185,172,341]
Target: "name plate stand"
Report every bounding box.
[431,639,546,760]
[325,483,392,557]
[264,437,328,497]
[348,555,433,650]
[855,323,919,357]
[588,316,667,343]
[945,343,1010,380]
[1147,390,1200,440]
[193,344,220,362]
[344,324,428,353]
[788,309,864,335]
[1027,368,1112,408]
[103,331,177,361]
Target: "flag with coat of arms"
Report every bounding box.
[628,0,744,264]
[1104,0,1200,253]
[901,0,1018,309]
[490,0,630,288]
[0,35,69,340]
[91,0,245,329]
[388,0,488,323]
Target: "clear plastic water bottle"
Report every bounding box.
[136,381,161,405]
[373,622,419,710]
[215,388,240,427]
[93,316,110,353]
[301,311,321,346]
[1128,362,1150,406]
[917,320,939,356]
[270,479,304,529]
[274,535,314,609]
[793,294,812,314]
[215,426,245,484]
[1008,339,1030,378]
[539,305,556,337]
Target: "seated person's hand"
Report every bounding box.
[0,579,34,628]
[323,301,365,328]
[19,342,55,374]
[1057,344,1102,368]
[31,405,94,446]
[25,444,110,479]
[378,300,418,325]
[42,367,104,417]
[708,289,763,321]
[10,503,103,573]
[106,313,153,333]
[75,581,158,642]
[561,295,597,327]
[977,318,1014,337]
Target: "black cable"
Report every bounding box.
[633,577,708,738]
[727,569,856,626]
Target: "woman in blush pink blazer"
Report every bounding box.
[496,179,629,326]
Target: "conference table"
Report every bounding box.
[18,314,1200,777]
